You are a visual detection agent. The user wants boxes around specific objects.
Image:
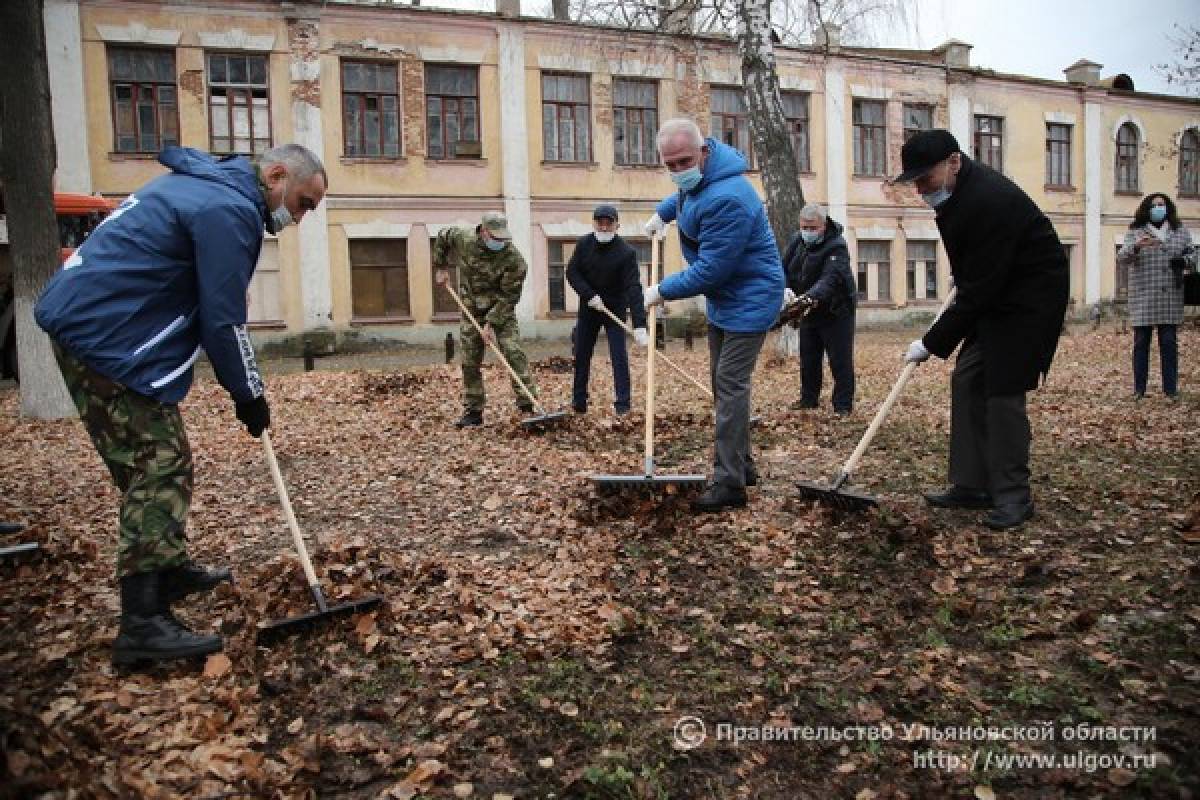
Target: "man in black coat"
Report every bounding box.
[782,203,857,415]
[566,204,648,414]
[893,130,1069,530]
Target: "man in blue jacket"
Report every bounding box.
[36,143,327,664]
[643,118,785,512]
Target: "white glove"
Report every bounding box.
[782,288,797,310]
[587,295,606,312]
[643,284,663,310]
[904,339,931,363]
[644,213,665,237]
[633,327,649,347]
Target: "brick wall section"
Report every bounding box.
[673,42,708,133]
[401,55,426,157]
[288,18,321,107]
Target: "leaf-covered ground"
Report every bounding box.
[1,325,1198,799]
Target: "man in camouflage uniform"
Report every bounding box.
[433,212,538,427]
[35,143,327,665]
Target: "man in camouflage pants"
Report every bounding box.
[36,143,327,665]
[433,212,538,427]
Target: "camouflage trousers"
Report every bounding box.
[461,308,537,412]
[53,344,192,578]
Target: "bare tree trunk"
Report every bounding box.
[552,0,570,20]
[0,0,75,419]
[736,0,804,252]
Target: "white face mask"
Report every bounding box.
[268,204,294,234]
[594,231,615,244]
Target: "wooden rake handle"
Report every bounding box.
[644,233,659,475]
[261,430,326,609]
[836,287,958,483]
[594,304,714,401]
[439,280,545,414]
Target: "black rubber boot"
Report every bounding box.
[159,560,233,605]
[455,410,483,428]
[112,571,223,665]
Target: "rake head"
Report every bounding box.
[794,479,878,512]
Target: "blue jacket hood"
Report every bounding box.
[696,137,748,191]
[159,146,267,218]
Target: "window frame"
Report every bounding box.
[425,63,481,160]
[710,85,755,169]
[1045,122,1072,189]
[612,77,659,167]
[349,238,412,322]
[206,51,272,156]
[107,46,180,154]
[973,114,1005,172]
[541,71,593,164]
[341,59,402,159]
[1179,129,1199,198]
[547,238,574,314]
[905,240,938,302]
[781,90,811,173]
[856,240,892,304]
[902,103,934,143]
[1115,122,1140,194]
[852,98,887,177]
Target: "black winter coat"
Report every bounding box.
[923,157,1069,396]
[566,233,647,328]
[782,217,857,326]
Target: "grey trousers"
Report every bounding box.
[707,325,766,489]
[948,338,1032,507]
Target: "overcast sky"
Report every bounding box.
[426,0,1198,97]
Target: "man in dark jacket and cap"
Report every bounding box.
[781,203,857,415]
[36,143,327,664]
[893,129,1068,530]
[566,204,648,415]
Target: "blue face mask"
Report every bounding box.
[671,166,703,192]
[484,236,507,252]
[800,230,821,246]
[1150,206,1167,224]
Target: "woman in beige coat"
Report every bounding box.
[1117,192,1194,398]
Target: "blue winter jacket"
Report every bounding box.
[36,147,268,405]
[655,138,784,333]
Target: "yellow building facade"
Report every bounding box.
[39,0,1200,348]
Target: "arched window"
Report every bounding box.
[1180,129,1200,197]
[1115,122,1140,193]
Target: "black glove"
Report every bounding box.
[235,395,270,438]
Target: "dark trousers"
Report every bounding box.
[572,306,631,412]
[708,325,766,489]
[798,313,856,412]
[948,339,1031,508]
[1132,324,1178,396]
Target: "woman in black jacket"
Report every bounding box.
[781,204,857,414]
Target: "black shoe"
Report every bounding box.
[691,483,748,513]
[923,485,993,510]
[790,400,818,411]
[613,405,630,416]
[573,404,588,414]
[160,560,233,605]
[983,502,1034,531]
[834,408,852,417]
[455,410,483,428]
[745,467,759,487]
[113,572,222,665]
[0,522,25,535]
[517,403,535,414]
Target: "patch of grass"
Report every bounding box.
[984,623,1023,648]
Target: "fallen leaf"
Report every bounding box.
[203,653,232,678]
